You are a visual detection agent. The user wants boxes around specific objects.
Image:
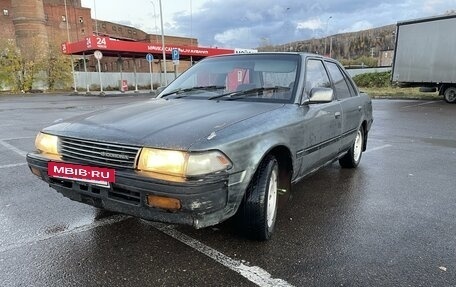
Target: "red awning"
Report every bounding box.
[61,36,235,60]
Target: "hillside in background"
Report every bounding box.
[258,24,396,66]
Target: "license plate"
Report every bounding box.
[48,162,115,187]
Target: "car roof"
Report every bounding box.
[206,52,331,61]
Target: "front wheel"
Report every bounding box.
[443,87,456,103]
[339,126,364,168]
[240,155,278,241]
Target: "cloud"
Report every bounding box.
[245,11,264,22]
[214,28,252,46]
[338,20,374,33]
[87,0,456,49]
[423,0,444,13]
[297,18,324,30]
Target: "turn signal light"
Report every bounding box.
[146,195,181,211]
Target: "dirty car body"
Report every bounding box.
[27,53,373,240]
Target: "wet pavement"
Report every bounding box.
[0,95,455,286]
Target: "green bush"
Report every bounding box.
[340,56,378,68]
[352,71,391,88]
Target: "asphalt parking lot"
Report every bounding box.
[0,94,455,287]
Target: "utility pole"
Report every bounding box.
[159,0,167,86]
[329,37,333,58]
[324,16,332,55]
[64,0,78,93]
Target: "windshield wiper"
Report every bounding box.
[161,85,226,98]
[208,86,290,100]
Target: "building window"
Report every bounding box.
[102,23,106,28]
[118,27,122,33]
[79,16,84,23]
[128,29,132,34]
[3,9,9,16]
[81,28,85,34]
[133,31,137,35]
[112,26,117,31]
[61,15,66,22]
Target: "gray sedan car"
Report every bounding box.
[27,53,373,240]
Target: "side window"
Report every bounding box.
[304,59,331,97]
[326,62,352,99]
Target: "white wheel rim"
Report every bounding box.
[353,130,363,163]
[266,168,278,229]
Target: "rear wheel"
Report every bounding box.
[339,126,364,168]
[444,87,456,103]
[240,155,278,241]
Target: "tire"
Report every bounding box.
[339,126,364,168]
[444,87,456,103]
[240,155,279,241]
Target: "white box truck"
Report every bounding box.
[392,14,456,103]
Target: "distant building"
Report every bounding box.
[378,50,394,67]
[0,0,197,72]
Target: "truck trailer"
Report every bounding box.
[392,14,456,103]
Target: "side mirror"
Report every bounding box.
[304,87,334,104]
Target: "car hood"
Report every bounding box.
[44,98,283,150]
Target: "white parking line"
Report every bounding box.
[0,162,27,169]
[365,144,392,154]
[149,222,294,287]
[0,139,28,157]
[0,214,293,286]
[0,215,129,254]
[0,136,35,141]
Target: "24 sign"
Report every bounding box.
[96,37,107,48]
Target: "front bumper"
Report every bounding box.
[27,152,241,228]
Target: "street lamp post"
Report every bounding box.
[283,7,290,52]
[324,16,332,56]
[329,37,333,58]
[93,0,98,35]
[159,0,167,86]
[64,0,78,93]
[149,1,159,43]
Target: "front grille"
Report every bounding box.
[59,137,141,169]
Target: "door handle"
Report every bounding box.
[334,112,341,118]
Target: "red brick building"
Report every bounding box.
[0,0,197,72]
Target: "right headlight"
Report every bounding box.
[137,148,232,178]
[186,151,232,176]
[35,132,59,155]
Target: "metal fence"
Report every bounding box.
[1,68,392,92]
[74,72,178,90]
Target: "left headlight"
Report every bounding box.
[137,148,232,178]
[35,132,59,155]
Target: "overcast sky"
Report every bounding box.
[81,0,456,48]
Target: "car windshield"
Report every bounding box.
[158,54,300,103]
